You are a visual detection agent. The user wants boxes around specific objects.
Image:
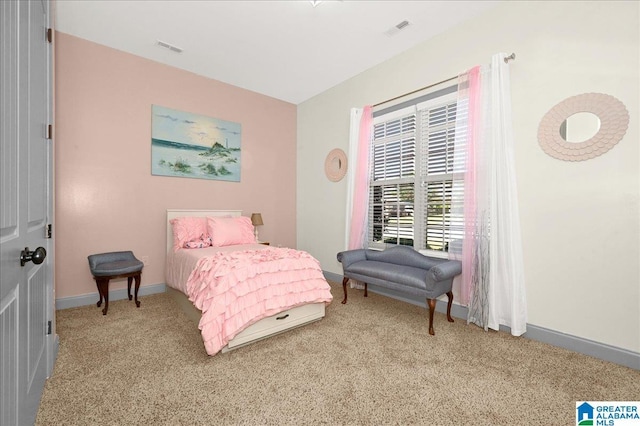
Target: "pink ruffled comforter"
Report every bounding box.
[185,247,333,355]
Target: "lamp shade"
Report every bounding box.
[250,213,263,226]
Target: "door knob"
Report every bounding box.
[20,247,47,267]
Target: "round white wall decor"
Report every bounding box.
[324,148,348,182]
[538,93,629,161]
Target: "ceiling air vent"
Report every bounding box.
[156,40,183,53]
[384,20,410,37]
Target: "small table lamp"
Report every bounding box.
[251,213,263,241]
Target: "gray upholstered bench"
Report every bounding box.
[88,251,144,315]
[337,246,462,335]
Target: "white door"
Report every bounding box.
[1,0,54,424]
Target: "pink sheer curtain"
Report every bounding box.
[347,106,372,250]
[457,66,482,306]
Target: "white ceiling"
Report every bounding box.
[54,0,502,105]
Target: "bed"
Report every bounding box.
[165,209,333,355]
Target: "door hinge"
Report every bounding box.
[47,321,52,335]
[47,124,52,140]
[46,224,52,239]
[47,28,52,43]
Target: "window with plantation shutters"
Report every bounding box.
[369,90,464,254]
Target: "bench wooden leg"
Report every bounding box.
[92,269,142,315]
[427,298,436,335]
[96,279,103,308]
[341,277,349,304]
[133,274,141,308]
[427,292,454,335]
[96,278,110,315]
[446,291,454,323]
[127,275,141,307]
[127,276,133,301]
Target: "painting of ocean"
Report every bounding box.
[151,105,241,182]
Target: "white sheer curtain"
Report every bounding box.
[345,108,362,249]
[452,53,527,336]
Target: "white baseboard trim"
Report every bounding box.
[323,271,639,370]
[55,283,166,310]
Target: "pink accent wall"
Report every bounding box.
[54,32,297,300]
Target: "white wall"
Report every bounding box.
[297,1,639,353]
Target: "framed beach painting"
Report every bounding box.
[151,105,241,182]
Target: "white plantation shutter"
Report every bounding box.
[370,109,416,247]
[417,95,464,252]
[368,88,464,254]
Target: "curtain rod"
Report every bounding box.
[373,76,457,108]
[373,52,516,108]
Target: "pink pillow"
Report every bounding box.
[207,216,256,247]
[170,217,208,252]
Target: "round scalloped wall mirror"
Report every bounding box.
[325,148,347,182]
[538,93,629,161]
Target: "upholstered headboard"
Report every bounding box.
[166,209,241,254]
